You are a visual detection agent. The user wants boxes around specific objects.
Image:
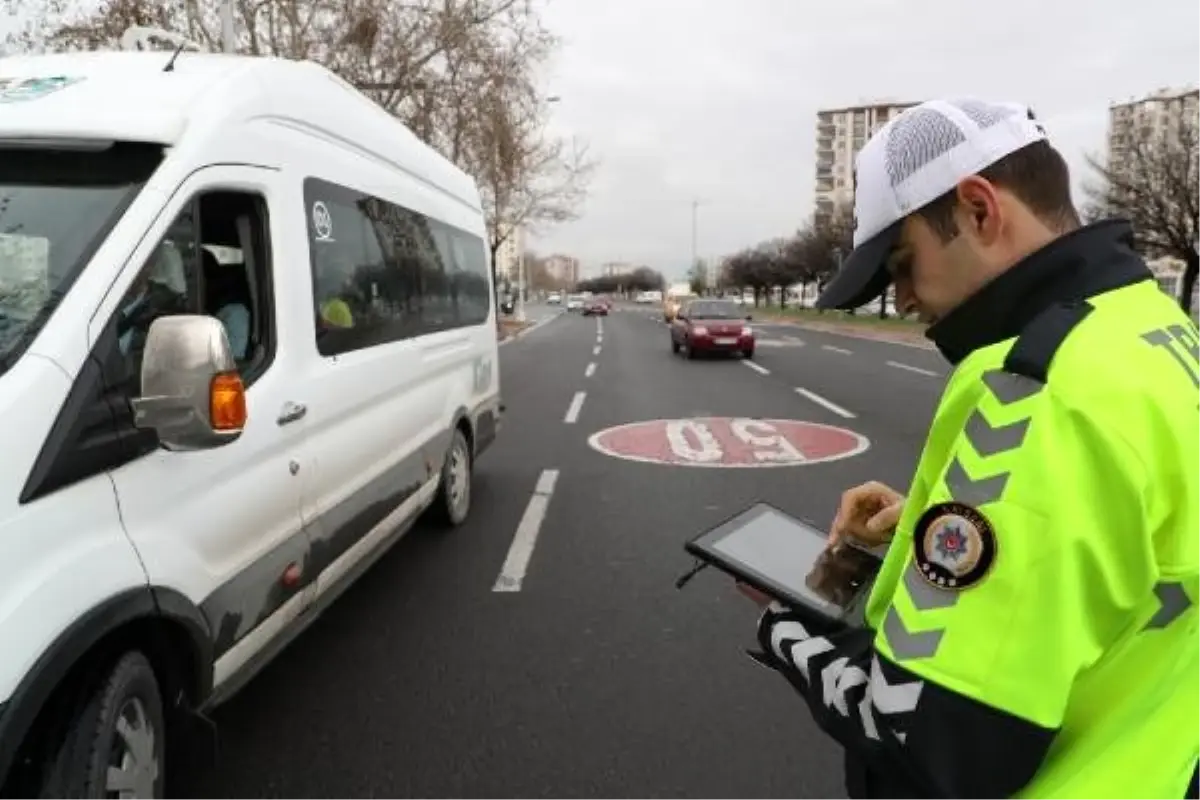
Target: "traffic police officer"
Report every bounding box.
[746,99,1199,798]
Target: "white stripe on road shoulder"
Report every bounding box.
[593,345,601,356]
[585,362,596,378]
[794,387,856,418]
[742,359,770,376]
[493,469,560,592]
[886,360,939,377]
[823,345,853,355]
[564,391,587,423]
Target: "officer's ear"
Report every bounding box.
[953,176,1003,247]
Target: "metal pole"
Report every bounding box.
[515,237,527,322]
[690,199,699,275]
[220,0,236,53]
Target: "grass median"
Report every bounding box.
[751,306,921,329]
[749,305,932,347]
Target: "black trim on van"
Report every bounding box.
[202,432,439,660]
[19,325,158,504]
[0,587,212,788]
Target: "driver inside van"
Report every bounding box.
[117,241,189,356]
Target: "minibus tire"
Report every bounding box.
[433,428,472,527]
[41,651,165,799]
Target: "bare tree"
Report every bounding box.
[3,1,550,150]
[1086,111,1199,313]
[4,0,592,293]
[467,72,596,287]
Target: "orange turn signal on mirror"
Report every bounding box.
[210,372,247,431]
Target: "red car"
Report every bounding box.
[582,298,609,316]
[670,299,754,359]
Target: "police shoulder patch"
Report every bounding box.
[912,501,996,591]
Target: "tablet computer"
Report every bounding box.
[684,502,883,627]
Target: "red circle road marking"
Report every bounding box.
[586,417,869,468]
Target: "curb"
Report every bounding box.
[499,311,563,346]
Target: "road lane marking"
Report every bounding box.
[564,391,586,423]
[493,469,560,592]
[585,362,596,378]
[498,311,563,347]
[593,345,601,355]
[887,360,939,377]
[794,387,856,419]
[823,345,853,355]
[742,359,770,376]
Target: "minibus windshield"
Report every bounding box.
[0,141,162,376]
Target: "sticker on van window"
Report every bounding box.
[312,201,334,242]
[0,75,84,104]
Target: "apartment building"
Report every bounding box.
[1107,86,1199,179]
[544,254,581,287]
[814,99,919,227]
[493,224,524,285]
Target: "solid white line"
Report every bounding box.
[887,360,939,377]
[585,362,596,378]
[498,311,563,347]
[493,469,560,592]
[593,345,601,356]
[823,345,853,355]
[742,360,770,376]
[794,387,856,418]
[564,391,586,423]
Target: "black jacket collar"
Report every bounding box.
[926,220,1152,365]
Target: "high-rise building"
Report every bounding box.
[814,99,919,227]
[1106,86,1199,181]
[544,254,581,287]
[493,224,524,285]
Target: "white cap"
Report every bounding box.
[816,98,1049,310]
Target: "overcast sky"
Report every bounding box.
[533,0,1199,277]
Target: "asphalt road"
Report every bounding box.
[178,302,948,798]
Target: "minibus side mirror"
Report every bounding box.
[131,315,247,451]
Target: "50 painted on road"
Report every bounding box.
[587,417,870,468]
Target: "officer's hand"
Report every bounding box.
[829,481,905,549]
[736,582,774,608]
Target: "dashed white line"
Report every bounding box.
[823,345,853,355]
[742,359,771,376]
[593,345,601,356]
[493,469,560,592]
[887,360,939,377]
[564,391,587,423]
[794,387,856,419]
[585,362,596,378]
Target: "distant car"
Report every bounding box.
[547,292,563,305]
[566,294,585,311]
[582,299,609,316]
[670,299,755,359]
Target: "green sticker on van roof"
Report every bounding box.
[0,75,84,104]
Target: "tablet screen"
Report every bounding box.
[688,503,882,622]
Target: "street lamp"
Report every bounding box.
[691,197,708,292]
